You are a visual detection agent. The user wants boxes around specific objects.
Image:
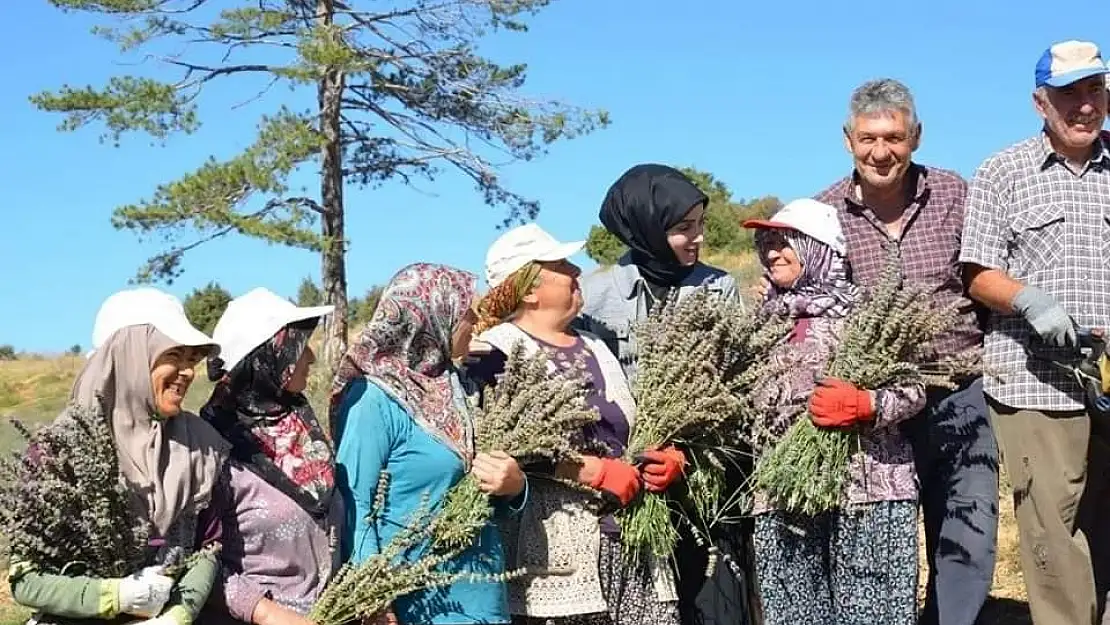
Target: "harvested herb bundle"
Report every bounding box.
[752,251,977,515]
[619,288,789,558]
[0,402,149,577]
[433,342,600,551]
[310,472,519,625]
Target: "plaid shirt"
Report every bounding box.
[815,165,984,361]
[961,133,1110,411]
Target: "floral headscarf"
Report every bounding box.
[756,228,859,319]
[201,318,335,518]
[330,263,478,463]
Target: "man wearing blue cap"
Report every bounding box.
[962,40,1110,624]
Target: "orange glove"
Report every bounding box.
[638,446,687,493]
[809,378,875,428]
[587,457,642,507]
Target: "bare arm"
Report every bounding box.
[251,598,314,625]
[965,264,1024,314]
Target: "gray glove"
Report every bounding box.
[1012,286,1077,348]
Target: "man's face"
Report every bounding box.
[843,110,920,192]
[1035,74,1108,155]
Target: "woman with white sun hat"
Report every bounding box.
[199,287,338,624]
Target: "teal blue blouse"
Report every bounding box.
[335,378,525,625]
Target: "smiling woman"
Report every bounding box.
[6,287,231,625]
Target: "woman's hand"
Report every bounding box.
[251,597,316,625]
[118,566,175,618]
[809,378,875,428]
[574,456,641,507]
[637,446,686,493]
[471,451,526,497]
[363,609,399,625]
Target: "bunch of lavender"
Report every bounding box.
[0,402,149,577]
[619,288,790,558]
[752,251,978,515]
[433,342,600,551]
[309,472,521,625]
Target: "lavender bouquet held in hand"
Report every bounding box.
[0,402,149,578]
[432,341,600,551]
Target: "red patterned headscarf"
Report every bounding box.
[201,317,335,518]
[330,263,478,462]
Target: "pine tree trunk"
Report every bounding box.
[317,0,348,371]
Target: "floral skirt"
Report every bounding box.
[753,500,918,625]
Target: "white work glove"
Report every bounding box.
[118,566,174,618]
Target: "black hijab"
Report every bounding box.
[599,164,708,287]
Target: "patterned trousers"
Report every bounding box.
[752,500,918,625]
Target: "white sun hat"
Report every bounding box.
[91,287,219,357]
[742,198,847,255]
[211,287,334,373]
[485,223,586,288]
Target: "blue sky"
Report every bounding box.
[0,0,1097,352]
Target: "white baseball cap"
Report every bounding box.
[91,287,218,356]
[211,287,333,373]
[742,198,846,255]
[485,223,586,288]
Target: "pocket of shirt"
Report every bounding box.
[1010,203,1065,275]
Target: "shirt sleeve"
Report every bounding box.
[871,382,927,429]
[211,465,269,623]
[959,159,1011,271]
[8,559,119,620]
[336,381,399,563]
[166,549,220,624]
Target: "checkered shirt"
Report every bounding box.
[960,133,1110,411]
[816,165,984,361]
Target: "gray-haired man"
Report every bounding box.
[962,40,1110,624]
[814,79,998,625]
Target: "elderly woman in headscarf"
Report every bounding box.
[744,199,924,625]
[8,288,230,625]
[465,223,673,625]
[198,287,338,625]
[331,263,527,625]
[576,164,758,625]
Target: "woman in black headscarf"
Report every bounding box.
[577,164,761,625]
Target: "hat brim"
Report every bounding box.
[1043,67,1109,87]
[742,219,795,230]
[216,304,334,373]
[533,240,587,262]
[155,318,221,358]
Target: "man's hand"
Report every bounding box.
[1012,286,1077,348]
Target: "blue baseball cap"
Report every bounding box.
[1036,40,1110,88]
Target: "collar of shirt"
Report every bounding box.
[834,163,930,237]
[1036,130,1110,173]
[611,254,645,300]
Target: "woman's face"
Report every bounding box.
[283,345,316,394]
[525,260,583,321]
[667,203,706,266]
[150,346,207,418]
[759,229,804,289]
[451,307,479,359]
